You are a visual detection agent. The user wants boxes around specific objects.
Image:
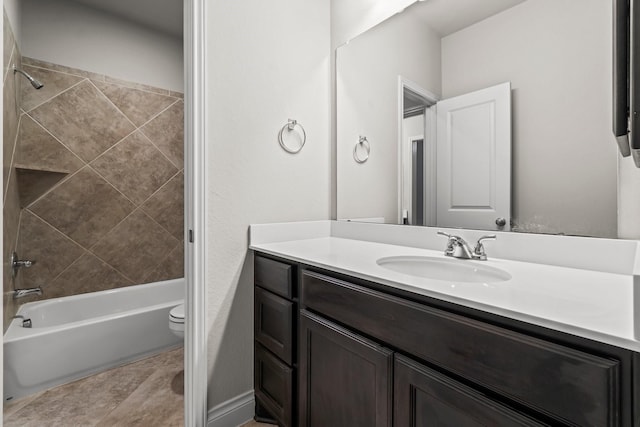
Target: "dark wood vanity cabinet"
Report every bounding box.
[254,255,297,427]
[254,253,639,427]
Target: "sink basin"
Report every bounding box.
[376,256,511,283]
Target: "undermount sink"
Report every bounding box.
[376,256,512,283]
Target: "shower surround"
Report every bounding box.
[3,10,23,330]
[7,57,184,315]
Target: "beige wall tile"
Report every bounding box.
[18,210,85,291]
[29,167,135,248]
[91,131,178,205]
[3,10,15,81]
[29,81,135,161]
[16,114,84,173]
[91,210,179,283]
[46,253,133,298]
[144,241,184,284]
[93,80,177,126]
[10,60,184,304]
[20,65,84,112]
[141,172,184,239]
[141,101,184,168]
[3,67,19,192]
[3,170,21,331]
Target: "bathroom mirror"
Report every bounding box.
[336,0,618,238]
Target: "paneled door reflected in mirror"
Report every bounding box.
[399,79,511,231]
[336,0,619,238]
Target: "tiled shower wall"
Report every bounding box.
[3,10,23,330]
[9,57,184,314]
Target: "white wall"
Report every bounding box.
[618,157,640,239]
[205,0,330,409]
[21,0,182,92]
[4,0,19,44]
[336,8,441,223]
[330,0,416,218]
[441,0,617,238]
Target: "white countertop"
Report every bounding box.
[249,221,640,352]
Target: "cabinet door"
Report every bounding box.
[298,310,392,427]
[394,355,546,427]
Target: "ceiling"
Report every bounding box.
[69,0,183,38]
[413,0,527,36]
[67,0,522,42]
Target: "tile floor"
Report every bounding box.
[4,346,184,427]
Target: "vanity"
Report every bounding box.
[250,221,640,427]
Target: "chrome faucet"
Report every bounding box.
[12,287,43,299]
[437,231,496,261]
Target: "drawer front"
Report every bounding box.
[301,271,620,427]
[255,343,293,427]
[255,286,294,365]
[395,355,546,427]
[255,255,295,299]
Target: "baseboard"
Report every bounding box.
[207,390,255,427]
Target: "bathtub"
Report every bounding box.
[3,278,184,401]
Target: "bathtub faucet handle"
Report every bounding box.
[11,252,35,278]
[15,260,34,268]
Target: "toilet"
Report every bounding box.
[169,303,185,339]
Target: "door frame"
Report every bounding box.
[397,76,438,225]
[184,0,208,425]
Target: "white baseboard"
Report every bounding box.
[207,390,255,427]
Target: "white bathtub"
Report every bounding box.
[3,278,184,401]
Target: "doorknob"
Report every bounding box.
[495,218,507,227]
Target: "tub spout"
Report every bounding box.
[12,287,42,299]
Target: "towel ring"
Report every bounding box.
[353,136,370,163]
[278,119,306,154]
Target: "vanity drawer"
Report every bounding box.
[255,286,294,365]
[255,343,293,427]
[301,271,620,427]
[255,255,295,299]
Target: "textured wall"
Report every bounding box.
[205,0,330,409]
[3,9,23,331]
[336,9,441,223]
[12,58,184,304]
[21,0,183,92]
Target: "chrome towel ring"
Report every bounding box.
[278,119,306,154]
[353,136,370,163]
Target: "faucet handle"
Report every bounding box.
[437,231,458,256]
[473,235,496,260]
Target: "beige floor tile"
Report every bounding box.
[3,347,184,427]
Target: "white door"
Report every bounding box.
[436,82,511,231]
